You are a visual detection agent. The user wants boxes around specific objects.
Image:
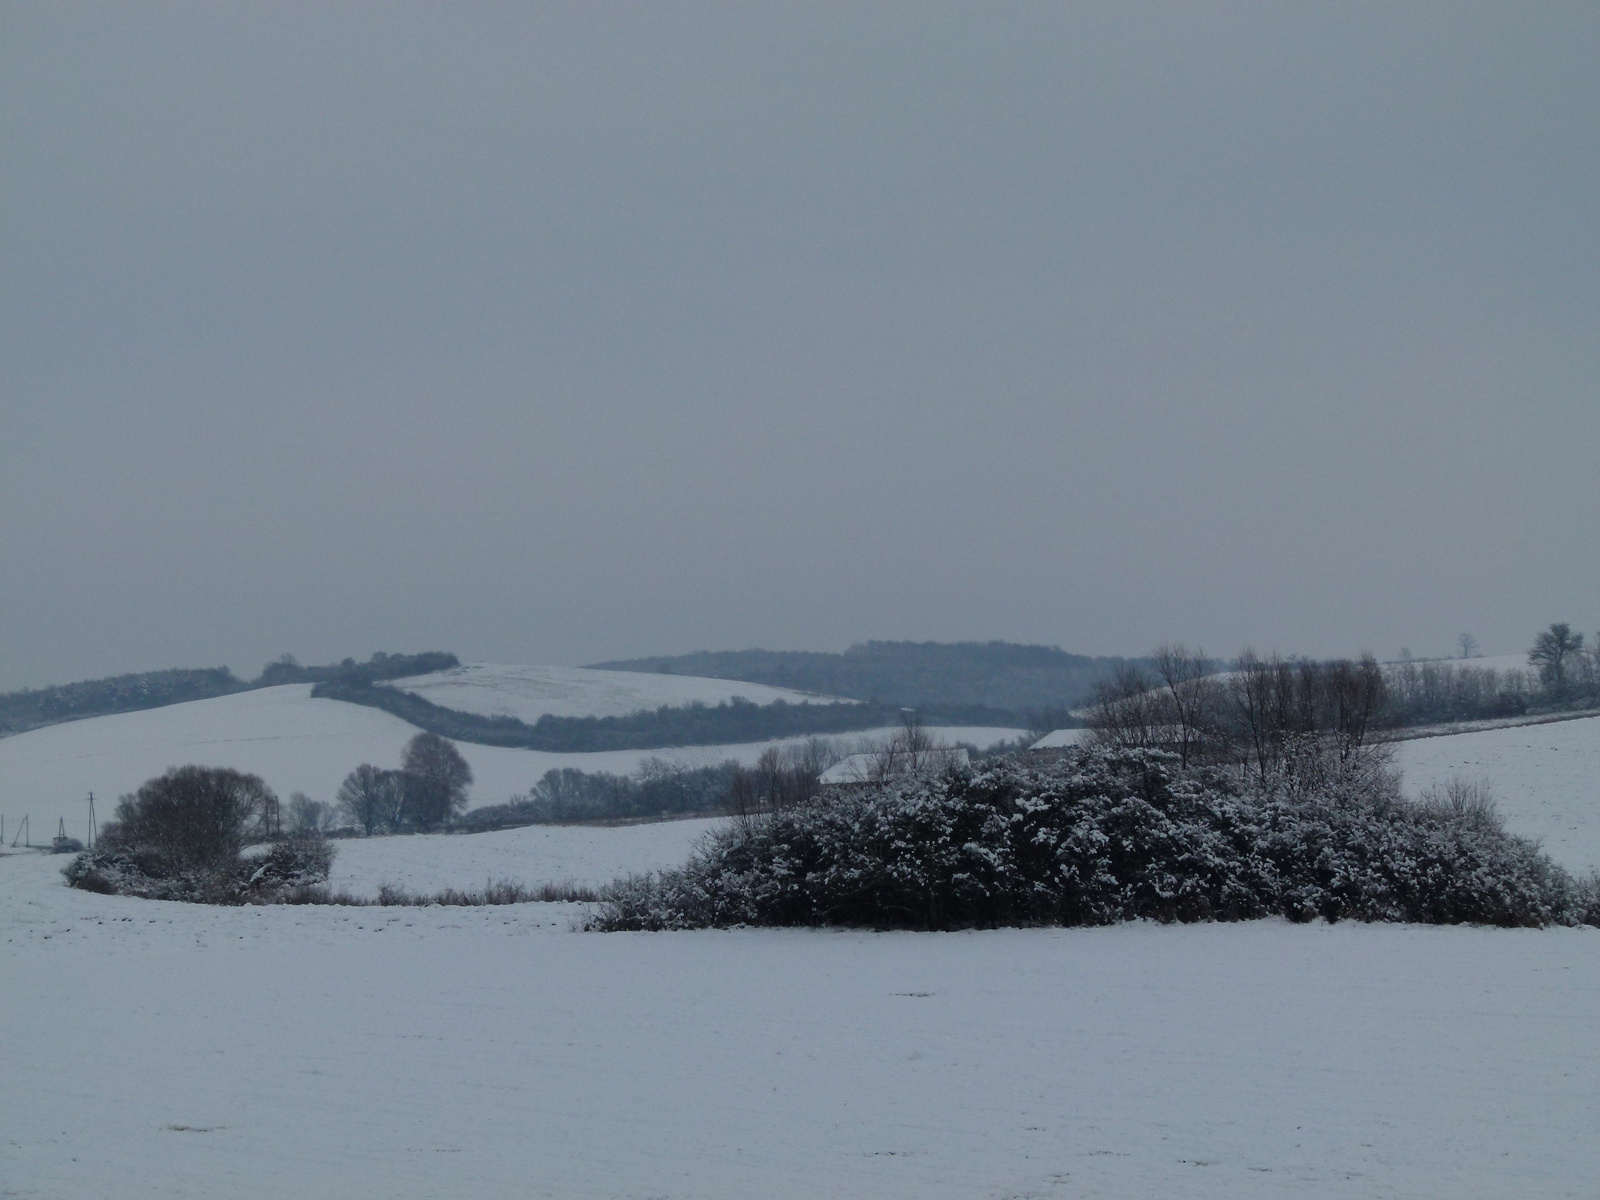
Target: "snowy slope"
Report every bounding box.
[1394,713,1600,873]
[2,845,1597,1200]
[0,684,1022,845]
[386,662,850,721]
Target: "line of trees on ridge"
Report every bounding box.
[1084,624,1600,772]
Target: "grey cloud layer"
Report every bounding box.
[1,3,1595,688]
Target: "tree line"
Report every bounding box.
[1084,624,1600,771]
[0,667,245,736]
[1085,646,1387,774]
[0,651,459,738]
[313,680,1010,752]
[333,733,475,835]
[62,730,477,900]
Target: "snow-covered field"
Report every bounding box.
[1394,714,1600,874]
[3,839,1596,1200]
[386,662,849,722]
[327,818,722,897]
[5,670,1593,1198]
[6,715,1600,1197]
[0,684,1023,846]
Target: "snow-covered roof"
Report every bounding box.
[818,747,970,786]
[1030,728,1087,750]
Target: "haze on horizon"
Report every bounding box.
[2,3,1595,692]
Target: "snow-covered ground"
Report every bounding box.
[386,662,850,722]
[0,684,1023,845]
[1394,714,1600,874]
[2,841,1596,1200]
[327,818,722,897]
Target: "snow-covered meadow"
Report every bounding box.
[3,839,1597,1200]
[4,680,1596,1198]
[0,682,1023,847]
[6,705,1600,1196]
[1394,714,1600,873]
[385,661,848,721]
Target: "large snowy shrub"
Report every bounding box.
[100,765,276,871]
[64,763,335,906]
[591,747,1588,931]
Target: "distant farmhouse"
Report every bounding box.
[1029,729,1087,751]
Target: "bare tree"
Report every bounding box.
[1326,655,1386,761]
[337,764,403,835]
[1294,658,1322,735]
[401,732,474,830]
[105,765,274,869]
[1152,643,1220,767]
[286,792,334,834]
[727,737,838,832]
[870,710,938,780]
[1228,649,1277,778]
[1086,664,1160,750]
[1529,623,1585,697]
[1458,632,1479,659]
[788,736,839,786]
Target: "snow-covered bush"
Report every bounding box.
[1573,872,1600,928]
[62,831,335,904]
[240,834,336,897]
[62,765,336,904]
[590,747,1591,932]
[62,843,224,902]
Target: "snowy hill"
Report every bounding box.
[1394,713,1600,873]
[383,661,849,722]
[0,683,1020,845]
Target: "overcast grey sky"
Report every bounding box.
[2,2,1596,690]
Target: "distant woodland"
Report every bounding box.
[0,667,247,736]
[311,681,947,753]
